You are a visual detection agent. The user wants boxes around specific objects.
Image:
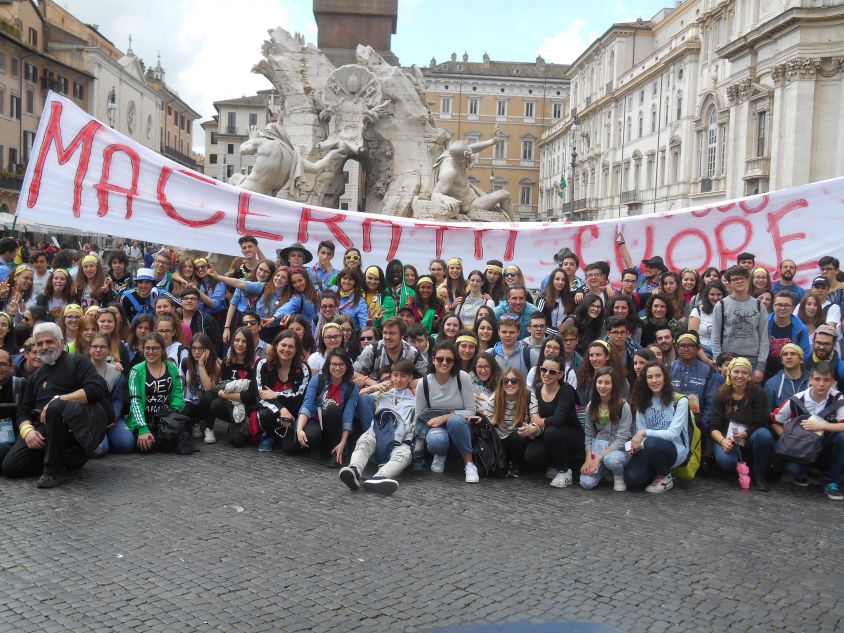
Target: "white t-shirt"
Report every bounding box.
[689,306,714,348]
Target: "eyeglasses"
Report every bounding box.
[503,377,520,386]
[89,345,108,351]
[157,328,173,334]
[340,327,353,335]
[539,366,560,376]
[529,323,544,329]
[324,334,341,341]
[360,335,374,341]
[143,346,161,352]
[242,320,259,326]
[329,362,346,369]
[773,303,792,309]
[433,356,454,365]
[190,346,205,352]
[345,254,361,261]
[821,266,837,272]
[320,304,336,310]
[195,264,208,270]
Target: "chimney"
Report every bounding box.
[536,55,546,72]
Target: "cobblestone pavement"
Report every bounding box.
[2,433,843,633]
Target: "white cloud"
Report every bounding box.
[536,19,598,64]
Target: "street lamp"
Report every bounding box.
[570,112,579,204]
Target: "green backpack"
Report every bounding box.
[671,394,702,481]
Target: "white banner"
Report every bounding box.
[15,92,844,284]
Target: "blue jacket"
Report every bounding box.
[767,313,811,359]
[230,280,264,314]
[763,369,809,412]
[198,279,227,316]
[669,359,718,429]
[493,301,539,338]
[337,293,369,331]
[273,293,317,323]
[298,375,359,432]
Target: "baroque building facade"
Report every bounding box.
[538,0,844,222]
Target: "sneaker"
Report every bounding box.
[464,462,479,483]
[645,474,673,493]
[824,482,843,501]
[363,475,399,495]
[190,425,202,439]
[545,466,559,480]
[339,466,361,491]
[754,474,770,492]
[36,473,65,489]
[506,461,520,478]
[549,469,573,488]
[613,475,627,492]
[410,455,425,472]
[258,438,273,452]
[203,429,216,444]
[794,474,809,487]
[431,454,446,473]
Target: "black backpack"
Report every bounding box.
[471,417,507,478]
[776,395,844,464]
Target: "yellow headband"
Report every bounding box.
[592,339,613,354]
[85,305,100,316]
[364,266,381,277]
[455,335,478,346]
[193,257,209,267]
[13,264,33,277]
[416,275,434,287]
[726,357,753,385]
[80,254,100,266]
[447,257,462,268]
[780,343,804,359]
[676,333,699,346]
[486,264,503,274]
[63,304,84,318]
[321,322,341,335]
[752,267,768,276]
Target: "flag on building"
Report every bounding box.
[557,176,566,198]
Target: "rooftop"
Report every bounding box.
[422,53,568,80]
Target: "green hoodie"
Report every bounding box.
[380,258,416,321]
[125,360,184,435]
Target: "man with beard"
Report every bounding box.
[805,324,844,385]
[771,259,804,302]
[1,323,111,488]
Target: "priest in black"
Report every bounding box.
[1,322,111,488]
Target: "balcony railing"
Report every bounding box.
[225,125,237,134]
[162,145,198,170]
[621,189,639,204]
[700,177,713,193]
[561,198,588,215]
[744,157,770,178]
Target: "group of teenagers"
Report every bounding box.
[0,232,842,499]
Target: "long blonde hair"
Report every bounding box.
[489,368,529,429]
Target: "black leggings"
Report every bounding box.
[517,426,585,473]
[279,404,343,456]
[183,391,217,431]
[209,398,253,448]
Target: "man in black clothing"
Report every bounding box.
[0,349,26,465]
[1,323,110,488]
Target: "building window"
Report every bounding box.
[24,64,36,83]
[519,183,532,206]
[664,97,670,125]
[249,113,257,128]
[226,111,236,133]
[552,102,562,119]
[521,138,534,161]
[226,164,234,178]
[639,89,644,104]
[227,143,234,154]
[210,132,219,145]
[466,133,480,145]
[25,90,33,113]
[440,96,451,115]
[0,52,6,72]
[468,97,479,116]
[10,94,20,120]
[167,105,172,115]
[756,111,767,157]
[28,28,37,47]
[493,138,506,160]
[0,145,4,170]
[57,77,68,94]
[626,117,631,142]
[652,81,658,97]
[676,92,682,121]
[166,130,170,146]
[715,17,723,48]
[340,202,349,210]
[11,58,18,78]
[209,154,217,164]
[650,107,657,133]
[706,108,718,178]
[637,113,643,138]
[496,99,507,118]
[73,82,84,99]
[9,147,17,168]
[23,130,35,162]
[524,101,535,119]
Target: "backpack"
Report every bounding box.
[776,395,844,464]
[421,372,463,408]
[671,394,702,481]
[471,417,507,478]
[371,409,401,465]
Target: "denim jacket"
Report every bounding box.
[298,375,359,432]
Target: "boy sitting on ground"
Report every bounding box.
[340,360,416,495]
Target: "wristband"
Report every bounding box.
[224,326,230,330]
[20,423,34,439]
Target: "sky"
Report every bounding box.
[61,0,671,153]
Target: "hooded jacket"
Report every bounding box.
[380,258,416,321]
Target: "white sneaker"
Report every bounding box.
[545,466,558,480]
[203,429,216,444]
[613,475,627,492]
[431,454,446,473]
[645,474,673,493]
[464,462,479,483]
[549,469,573,488]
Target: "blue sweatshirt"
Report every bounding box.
[669,359,718,429]
[635,396,689,468]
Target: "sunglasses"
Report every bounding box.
[539,366,560,376]
[503,377,520,386]
[434,356,454,364]
[242,320,259,326]
[345,254,361,261]
[503,272,518,278]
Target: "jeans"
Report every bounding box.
[624,437,678,488]
[713,428,775,475]
[783,432,844,485]
[356,394,376,433]
[94,419,136,457]
[580,450,630,489]
[425,415,474,458]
